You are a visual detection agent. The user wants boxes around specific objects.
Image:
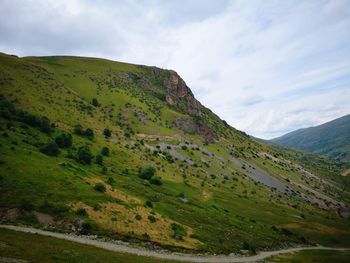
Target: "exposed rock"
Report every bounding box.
[173,117,217,142]
[33,211,54,226]
[118,72,133,82]
[151,67,162,78]
[337,207,350,218]
[138,76,151,89]
[164,70,202,116]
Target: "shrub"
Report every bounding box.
[139,165,156,180]
[145,200,153,208]
[55,133,72,148]
[94,183,106,193]
[95,154,103,165]
[101,146,109,156]
[280,228,293,236]
[135,214,142,220]
[77,146,93,164]
[74,125,94,140]
[81,222,92,235]
[107,177,115,185]
[76,208,87,216]
[242,241,256,254]
[85,128,94,140]
[171,223,186,240]
[91,98,99,107]
[40,141,60,156]
[147,215,156,223]
[103,128,111,138]
[74,124,84,135]
[149,176,162,185]
[39,117,52,133]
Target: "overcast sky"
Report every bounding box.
[1,0,349,139]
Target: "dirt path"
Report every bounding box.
[0,225,349,263]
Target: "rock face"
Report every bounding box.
[173,117,217,142]
[164,70,202,116]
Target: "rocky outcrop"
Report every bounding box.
[173,117,217,142]
[164,71,202,116]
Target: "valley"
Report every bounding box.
[0,52,349,260]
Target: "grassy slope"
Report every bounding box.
[0,53,349,256]
[0,228,180,263]
[266,249,350,263]
[271,114,350,162]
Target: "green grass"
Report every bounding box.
[0,52,349,255]
[266,249,350,263]
[0,228,181,263]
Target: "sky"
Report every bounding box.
[1,0,349,139]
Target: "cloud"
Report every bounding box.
[0,0,349,139]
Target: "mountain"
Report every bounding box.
[1,52,350,256]
[271,115,350,161]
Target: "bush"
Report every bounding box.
[77,146,93,164]
[74,125,94,140]
[281,228,293,236]
[81,222,92,235]
[85,128,94,140]
[139,165,156,180]
[74,124,84,135]
[76,208,87,216]
[94,183,106,193]
[135,214,142,220]
[95,154,103,165]
[242,241,256,254]
[103,128,111,138]
[147,215,156,223]
[39,117,52,133]
[101,146,109,156]
[107,177,115,185]
[171,223,186,240]
[91,98,99,107]
[55,133,72,148]
[40,141,60,156]
[150,176,162,185]
[145,200,153,208]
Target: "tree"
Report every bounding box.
[139,165,156,180]
[78,146,93,164]
[103,128,111,138]
[95,154,103,165]
[55,133,73,148]
[101,146,109,156]
[40,141,60,156]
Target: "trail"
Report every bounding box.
[0,225,348,263]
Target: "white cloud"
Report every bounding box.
[0,0,349,139]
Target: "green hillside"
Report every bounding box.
[271,114,350,162]
[0,52,349,256]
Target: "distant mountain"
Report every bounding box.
[271,114,350,161]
